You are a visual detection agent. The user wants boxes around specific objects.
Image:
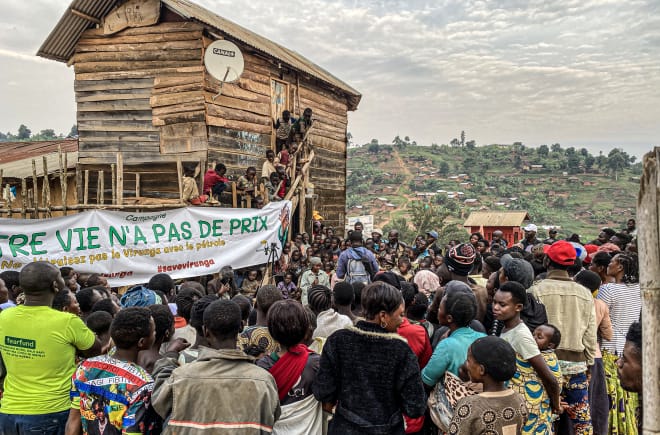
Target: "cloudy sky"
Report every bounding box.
[1,0,658,159]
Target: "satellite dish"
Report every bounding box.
[205,40,244,82]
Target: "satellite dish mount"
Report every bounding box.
[204,40,245,100]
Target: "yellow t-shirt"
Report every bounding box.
[0,305,96,414]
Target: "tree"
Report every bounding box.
[409,201,450,236]
[551,143,562,153]
[465,140,476,150]
[607,148,629,181]
[460,131,465,147]
[38,129,57,140]
[439,161,450,176]
[450,138,460,147]
[368,143,380,154]
[538,144,549,157]
[437,224,470,245]
[17,124,31,140]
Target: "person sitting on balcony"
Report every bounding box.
[203,162,230,202]
[182,162,208,205]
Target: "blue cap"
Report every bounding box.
[427,230,439,239]
[120,285,161,308]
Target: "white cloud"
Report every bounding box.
[0,0,657,159]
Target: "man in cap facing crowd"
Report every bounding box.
[519,224,541,252]
[530,240,598,435]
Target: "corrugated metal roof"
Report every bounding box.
[0,139,79,179]
[463,211,531,227]
[37,0,361,110]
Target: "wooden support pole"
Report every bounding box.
[116,153,124,206]
[20,178,27,219]
[176,157,183,203]
[32,159,39,219]
[98,170,104,205]
[84,170,89,205]
[58,146,67,215]
[135,173,141,198]
[638,147,660,435]
[199,157,205,196]
[231,182,237,208]
[43,156,51,217]
[111,163,117,205]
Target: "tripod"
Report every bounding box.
[260,242,280,287]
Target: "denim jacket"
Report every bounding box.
[151,347,281,434]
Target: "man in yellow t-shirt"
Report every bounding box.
[0,262,103,434]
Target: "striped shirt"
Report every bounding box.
[597,282,641,355]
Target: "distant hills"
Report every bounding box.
[346,139,641,242]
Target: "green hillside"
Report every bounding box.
[346,139,641,243]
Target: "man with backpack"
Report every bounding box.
[336,231,379,285]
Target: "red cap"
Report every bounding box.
[583,244,599,264]
[544,240,576,266]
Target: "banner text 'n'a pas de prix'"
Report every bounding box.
[0,201,291,286]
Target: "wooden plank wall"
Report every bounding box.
[73,21,207,201]
[298,84,349,229]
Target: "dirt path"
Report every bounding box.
[377,149,414,228]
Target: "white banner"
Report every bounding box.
[0,202,291,286]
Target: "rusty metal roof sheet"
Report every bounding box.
[37,0,361,110]
[0,140,79,179]
[463,211,531,227]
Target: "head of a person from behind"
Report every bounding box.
[617,322,642,393]
[308,285,332,315]
[148,304,175,346]
[86,273,109,289]
[408,292,429,322]
[499,254,534,289]
[231,294,253,329]
[466,336,517,385]
[441,243,477,282]
[52,290,80,316]
[438,287,477,329]
[86,311,113,343]
[76,286,107,316]
[333,282,354,309]
[349,230,363,248]
[91,298,121,318]
[110,307,155,352]
[361,281,404,333]
[400,282,417,312]
[19,261,66,305]
[203,299,243,349]
[148,273,175,301]
[574,269,602,296]
[0,271,20,302]
[492,281,527,324]
[175,285,204,323]
[190,295,219,336]
[255,285,283,319]
[302,107,312,121]
[267,299,309,350]
[533,324,561,352]
[543,240,576,270]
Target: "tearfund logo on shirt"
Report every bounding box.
[5,336,36,349]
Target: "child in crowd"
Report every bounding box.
[236,166,257,198]
[277,272,298,301]
[449,336,528,435]
[533,324,564,392]
[138,305,175,374]
[261,149,277,183]
[182,162,208,205]
[240,269,260,300]
[265,172,283,201]
[71,307,156,434]
[85,311,113,349]
[203,162,230,201]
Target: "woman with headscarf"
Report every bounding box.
[313,282,426,434]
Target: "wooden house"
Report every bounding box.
[463,211,531,246]
[36,0,360,231]
[0,140,79,218]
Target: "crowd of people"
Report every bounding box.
[0,217,644,435]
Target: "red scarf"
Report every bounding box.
[268,344,310,401]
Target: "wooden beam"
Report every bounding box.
[84,170,89,205]
[71,8,101,24]
[116,153,124,205]
[176,157,183,202]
